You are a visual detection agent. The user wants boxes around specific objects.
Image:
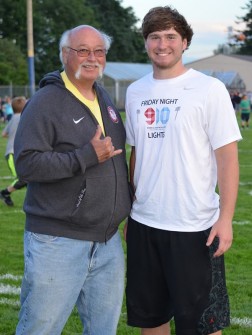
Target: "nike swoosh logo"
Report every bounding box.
[73,117,85,124]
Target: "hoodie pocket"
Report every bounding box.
[70,177,115,228]
[74,180,86,209]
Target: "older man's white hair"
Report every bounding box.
[59,25,112,68]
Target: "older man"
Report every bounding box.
[14,25,131,335]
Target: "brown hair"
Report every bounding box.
[11,96,27,114]
[142,6,194,50]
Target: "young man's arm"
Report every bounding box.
[124,146,135,240]
[129,146,136,194]
[206,141,239,257]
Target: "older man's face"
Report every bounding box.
[63,27,106,84]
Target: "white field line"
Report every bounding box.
[0,298,20,307]
[0,284,20,295]
[233,220,251,225]
[0,276,252,328]
[231,317,252,328]
[0,209,25,215]
[240,181,252,185]
[0,274,22,280]
[238,149,252,153]
[0,176,13,180]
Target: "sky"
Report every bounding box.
[121,0,248,62]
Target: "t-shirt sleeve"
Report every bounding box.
[205,80,242,150]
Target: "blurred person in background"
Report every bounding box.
[0,97,5,123]
[232,91,241,113]
[0,96,27,206]
[239,94,251,129]
[2,96,14,122]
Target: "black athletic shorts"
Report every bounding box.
[241,113,250,122]
[126,217,230,335]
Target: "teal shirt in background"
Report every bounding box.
[240,99,251,114]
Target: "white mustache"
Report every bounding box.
[75,62,103,80]
[81,61,100,68]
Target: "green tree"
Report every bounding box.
[0,39,28,85]
[235,0,252,55]
[0,0,27,47]
[32,0,98,81]
[0,0,97,82]
[0,0,148,84]
[85,0,148,63]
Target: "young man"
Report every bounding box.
[125,6,242,335]
[0,96,27,206]
[14,25,131,335]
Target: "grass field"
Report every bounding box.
[0,115,251,335]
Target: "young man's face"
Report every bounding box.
[145,28,187,72]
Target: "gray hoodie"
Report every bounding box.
[14,71,131,242]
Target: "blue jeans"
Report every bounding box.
[16,230,125,335]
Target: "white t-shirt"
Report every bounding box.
[125,69,242,232]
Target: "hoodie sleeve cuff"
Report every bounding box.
[74,142,99,173]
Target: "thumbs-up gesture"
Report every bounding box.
[90,125,122,163]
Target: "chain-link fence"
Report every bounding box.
[0,84,128,110]
[0,85,38,99]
